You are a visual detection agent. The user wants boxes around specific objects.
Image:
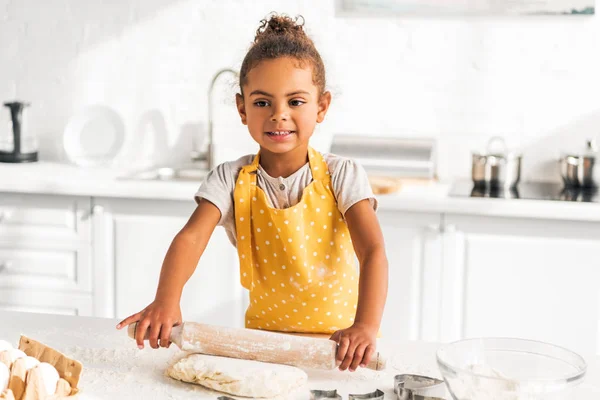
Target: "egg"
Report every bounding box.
[37,362,59,395]
[22,356,40,371]
[0,340,13,352]
[0,363,8,391]
[8,348,26,363]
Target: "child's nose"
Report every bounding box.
[270,106,289,122]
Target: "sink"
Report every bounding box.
[118,165,209,182]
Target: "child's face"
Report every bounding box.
[236,57,331,155]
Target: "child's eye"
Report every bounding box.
[254,101,269,107]
[290,99,305,107]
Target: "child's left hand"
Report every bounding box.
[329,322,378,372]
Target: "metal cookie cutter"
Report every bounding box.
[349,389,385,399]
[394,374,447,400]
[310,390,342,400]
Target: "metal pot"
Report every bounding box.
[472,136,522,189]
[559,139,599,188]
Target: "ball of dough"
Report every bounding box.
[167,354,307,398]
[36,362,59,396]
[0,362,8,391]
[0,340,13,352]
[7,349,25,363]
[22,356,40,371]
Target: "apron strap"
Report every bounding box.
[234,154,260,290]
[308,147,331,185]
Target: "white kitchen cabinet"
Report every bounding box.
[0,193,95,316]
[0,289,93,316]
[377,210,443,341]
[95,197,246,328]
[440,214,600,357]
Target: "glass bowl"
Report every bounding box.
[437,338,587,400]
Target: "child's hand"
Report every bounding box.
[329,322,378,372]
[115,300,182,350]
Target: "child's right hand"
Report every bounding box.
[115,300,182,350]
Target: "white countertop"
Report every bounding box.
[0,162,200,201]
[2,161,600,221]
[0,311,440,400]
[376,182,600,222]
[1,311,599,399]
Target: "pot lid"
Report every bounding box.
[562,139,598,159]
[473,136,521,159]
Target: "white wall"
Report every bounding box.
[1,0,599,181]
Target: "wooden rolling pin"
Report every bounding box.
[127,322,386,371]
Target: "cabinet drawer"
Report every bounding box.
[0,289,93,316]
[0,246,91,291]
[0,193,91,245]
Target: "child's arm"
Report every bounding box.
[329,199,388,371]
[116,198,221,349]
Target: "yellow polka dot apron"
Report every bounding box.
[234,147,359,334]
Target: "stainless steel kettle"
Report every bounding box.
[0,101,38,163]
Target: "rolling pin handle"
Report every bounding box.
[366,352,387,371]
[126,322,183,348]
[126,322,137,340]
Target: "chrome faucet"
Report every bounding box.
[191,68,240,171]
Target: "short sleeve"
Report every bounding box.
[326,154,378,216]
[194,162,236,226]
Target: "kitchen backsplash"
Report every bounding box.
[1,0,599,181]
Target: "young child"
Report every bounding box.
[117,14,388,372]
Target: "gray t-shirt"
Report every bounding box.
[195,152,377,246]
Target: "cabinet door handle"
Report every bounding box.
[424,224,458,235]
[92,205,104,215]
[442,224,457,233]
[0,261,12,273]
[425,224,441,234]
[0,210,5,222]
[81,205,105,220]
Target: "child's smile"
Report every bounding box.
[265,129,295,142]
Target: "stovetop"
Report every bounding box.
[449,180,600,203]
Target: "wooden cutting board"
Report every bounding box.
[369,176,402,195]
[368,176,438,195]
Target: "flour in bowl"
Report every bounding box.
[447,364,537,400]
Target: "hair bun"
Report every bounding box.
[240,13,326,94]
[255,14,305,42]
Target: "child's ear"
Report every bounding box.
[236,93,248,125]
[316,91,332,123]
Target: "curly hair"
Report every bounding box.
[239,13,326,95]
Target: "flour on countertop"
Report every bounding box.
[65,344,216,399]
[19,326,443,399]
